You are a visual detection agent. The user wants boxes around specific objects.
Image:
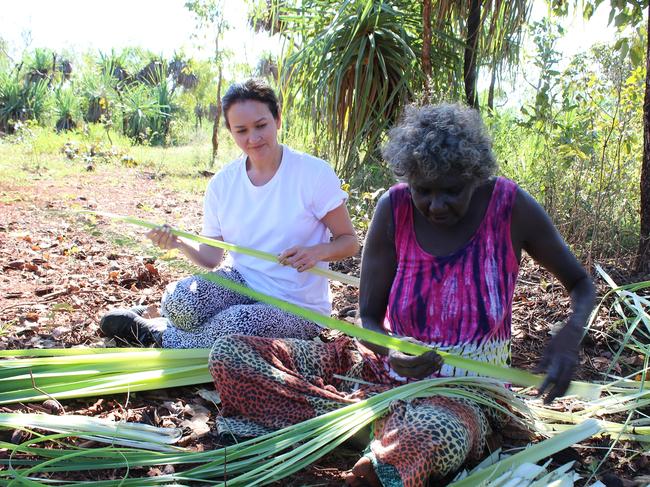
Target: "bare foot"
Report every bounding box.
[343,456,382,487]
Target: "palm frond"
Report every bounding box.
[279,0,424,179]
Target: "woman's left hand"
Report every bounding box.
[388,337,443,379]
[535,321,583,403]
[278,245,324,272]
[389,349,443,379]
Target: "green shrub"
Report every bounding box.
[54,85,81,131]
[0,72,51,132]
[486,31,642,260]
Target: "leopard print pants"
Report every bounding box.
[160,267,321,349]
[209,335,500,487]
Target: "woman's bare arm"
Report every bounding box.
[511,188,596,402]
[147,225,224,270]
[278,203,359,271]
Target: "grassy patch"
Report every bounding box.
[0,123,244,200]
[0,319,17,337]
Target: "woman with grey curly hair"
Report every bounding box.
[205,103,595,487]
[343,103,595,485]
[383,103,497,183]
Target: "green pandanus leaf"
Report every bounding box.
[0,349,212,404]
[193,269,602,399]
[0,377,535,485]
[0,413,183,451]
[80,210,360,287]
[72,210,606,399]
[448,419,602,487]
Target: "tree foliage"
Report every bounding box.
[278,0,421,180]
[0,48,204,144]
[184,0,230,164]
[501,19,643,260]
[260,0,532,181]
[570,0,650,270]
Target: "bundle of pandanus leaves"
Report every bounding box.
[0,215,647,485]
[0,382,603,486]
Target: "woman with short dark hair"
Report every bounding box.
[221,78,281,129]
[100,78,359,348]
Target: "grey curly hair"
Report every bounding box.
[382,103,497,183]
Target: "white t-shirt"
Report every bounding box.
[201,145,347,315]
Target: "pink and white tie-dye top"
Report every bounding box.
[386,177,520,378]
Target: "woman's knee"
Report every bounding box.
[214,304,320,340]
[161,276,221,330]
[209,335,248,370]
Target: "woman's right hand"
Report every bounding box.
[388,346,443,379]
[146,224,180,250]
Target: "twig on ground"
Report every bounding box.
[29,369,66,415]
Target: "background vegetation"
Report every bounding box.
[0,0,647,269]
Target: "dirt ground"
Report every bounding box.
[0,165,646,485]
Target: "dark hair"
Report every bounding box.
[382,103,497,183]
[221,78,280,130]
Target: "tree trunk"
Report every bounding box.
[422,0,432,98]
[464,0,481,110]
[487,60,496,112]
[211,68,223,167]
[636,5,650,273]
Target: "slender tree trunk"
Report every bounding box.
[210,17,225,167]
[464,0,481,109]
[211,68,223,167]
[637,5,650,272]
[422,0,432,99]
[487,59,496,112]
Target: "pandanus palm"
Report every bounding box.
[268,0,532,181]
[279,0,421,181]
